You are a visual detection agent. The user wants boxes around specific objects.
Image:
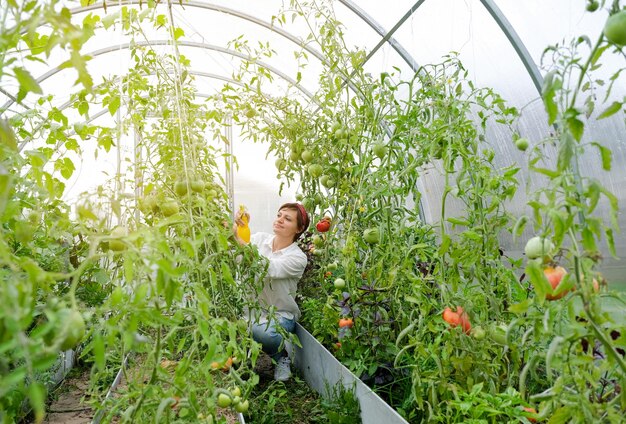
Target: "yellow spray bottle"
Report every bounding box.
[236,205,251,243]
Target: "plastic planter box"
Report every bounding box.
[292,323,408,424]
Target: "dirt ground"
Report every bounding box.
[43,369,93,424]
[40,358,246,424]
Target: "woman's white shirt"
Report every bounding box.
[249,232,307,321]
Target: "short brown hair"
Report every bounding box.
[279,202,309,241]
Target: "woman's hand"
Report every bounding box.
[233,209,251,245]
[234,208,250,227]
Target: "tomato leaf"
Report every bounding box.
[581,228,597,252]
[512,215,528,238]
[605,229,616,258]
[541,70,559,125]
[591,142,612,171]
[545,336,564,377]
[526,260,550,301]
[438,234,451,255]
[446,217,468,227]
[566,115,584,141]
[557,133,575,172]
[173,27,184,40]
[508,299,531,314]
[547,406,573,424]
[14,67,43,97]
[221,262,235,285]
[596,101,622,119]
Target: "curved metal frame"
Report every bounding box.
[1,39,314,112]
[67,0,363,96]
[16,70,250,151]
[479,0,544,93]
[339,0,422,72]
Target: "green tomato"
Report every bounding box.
[363,228,380,244]
[59,309,86,351]
[490,324,508,345]
[334,278,346,289]
[515,137,529,151]
[372,143,387,159]
[604,10,626,46]
[161,198,180,216]
[471,326,486,340]
[234,399,249,413]
[307,164,323,178]
[586,0,599,12]
[231,387,242,397]
[275,158,287,171]
[312,235,324,248]
[301,150,313,163]
[327,262,338,271]
[174,180,188,196]
[289,149,301,162]
[245,107,257,118]
[109,226,127,252]
[321,175,335,188]
[141,195,159,213]
[216,393,232,408]
[302,197,316,211]
[524,236,554,260]
[190,180,206,193]
[334,128,346,139]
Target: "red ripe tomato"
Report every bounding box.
[316,219,331,232]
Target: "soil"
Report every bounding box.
[246,353,338,424]
[43,368,93,424]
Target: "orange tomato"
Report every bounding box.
[443,307,471,334]
[544,266,568,300]
[339,318,354,328]
[522,406,537,423]
[456,307,471,334]
[442,307,461,327]
[171,396,180,410]
[210,357,234,372]
[222,356,234,371]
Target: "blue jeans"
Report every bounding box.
[251,316,295,361]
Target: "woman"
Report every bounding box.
[233,202,309,381]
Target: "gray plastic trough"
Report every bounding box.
[292,323,409,424]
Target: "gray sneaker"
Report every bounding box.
[274,356,292,382]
